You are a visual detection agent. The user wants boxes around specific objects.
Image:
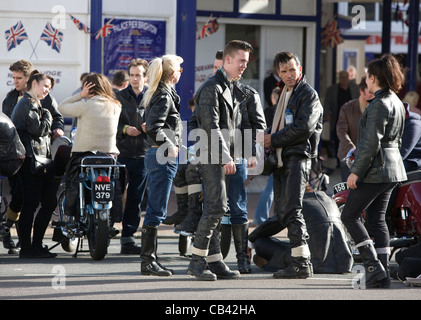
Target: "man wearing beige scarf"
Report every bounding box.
[262,52,323,279]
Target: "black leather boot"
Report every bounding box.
[163,193,188,225]
[356,240,387,288]
[174,191,202,235]
[208,259,240,279]
[273,256,313,279]
[232,222,251,274]
[188,254,217,281]
[377,253,391,288]
[140,226,171,276]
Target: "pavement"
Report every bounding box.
[1,157,420,302]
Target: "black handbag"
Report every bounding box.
[261,147,278,176]
[30,154,54,176]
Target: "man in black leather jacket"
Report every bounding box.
[263,52,323,279]
[115,58,149,254]
[187,40,254,281]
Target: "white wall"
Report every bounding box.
[0,0,90,104]
[0,0,178,105]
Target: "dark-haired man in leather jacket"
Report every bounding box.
[263,52,323,279]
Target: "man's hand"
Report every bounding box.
[168,146,179,158]
[126,126,142,136]
[264,132,272,148]
[247,156,257,169]
[52,128,64,139]
[224,160,236,175]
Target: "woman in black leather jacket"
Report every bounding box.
[140,54,183,276]
[341,54,407,288]
[11,71,57,259]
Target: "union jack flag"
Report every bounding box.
[321,20,344,48]
[5,21,28,51]
[40,22,63,53]
[95,18,114,40]
[196,16,219,40]
[69,14,90,34]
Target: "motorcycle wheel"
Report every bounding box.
[56,189,78,253]
[220,224,232,259]
[87,207,110,260]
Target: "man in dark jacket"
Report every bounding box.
[187,40,254,281]
[249,184,353,274]
[263,52,323,279]
[229,81,266,274]
[115,58,149,254]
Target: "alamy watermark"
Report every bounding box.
[51,265,66,290]
[351,5,366,30]
[154,121,267,175]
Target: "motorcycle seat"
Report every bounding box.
[406,170,421,183]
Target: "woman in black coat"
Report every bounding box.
[11,71,57,259]
[341,54,407,288]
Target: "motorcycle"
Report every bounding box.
[52,154,125,260]
[332,149,421,258]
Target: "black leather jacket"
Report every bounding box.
[191,69,242,164]
[235,82,267,157]
[270,76,323,159]
[10,93,52,158]
[145,83,182,149]
[351,89,407,183]
[115,86,148,157]
[3,88,64,133]
[0,111,25,161]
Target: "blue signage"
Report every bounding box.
[103,18,166,77]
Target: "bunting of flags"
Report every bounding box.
[196,16,219,40]
[4,20,28,51]
[40,21,64,53]
[95,17,115,40]
[69,14,90,34]
[321,20,344,48]
[4,15,116,57]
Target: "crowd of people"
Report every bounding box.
[0,40,420,287]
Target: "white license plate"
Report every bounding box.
[93,182,114,202]
[333,182,349,194]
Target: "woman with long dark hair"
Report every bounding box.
[140,54,183,276]
[58,73,121,225]
[341,54,407,288]
[11,71,56,258]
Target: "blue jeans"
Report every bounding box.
[253,174,274,225]
[143,147,178,227]
[226,159,248,225]
[117,156,148,239]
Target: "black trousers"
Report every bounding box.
[341,181,396,249]
[192,164,227,256]
[273,156,311,249]
[18,158,57,249]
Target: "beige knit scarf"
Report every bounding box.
[271,86,292,168]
